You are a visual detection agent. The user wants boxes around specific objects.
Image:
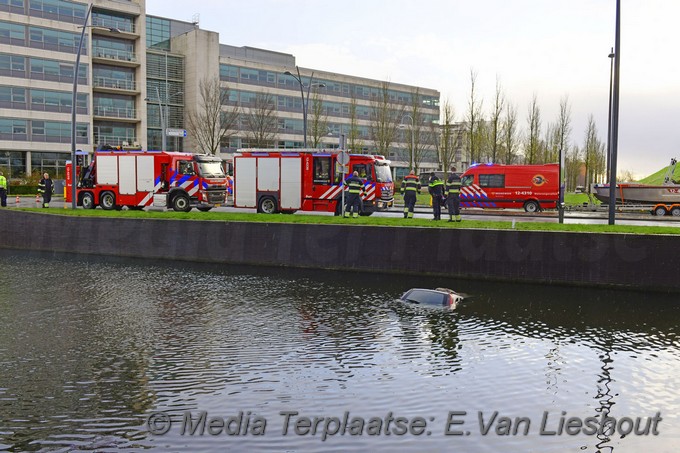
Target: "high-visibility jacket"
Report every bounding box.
[0,175,7,190]
[445,173,462,196]
[401,175,421,194]
[428,177,444,197]
[343,176,364,194]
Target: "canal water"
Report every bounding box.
[0,249,678,452]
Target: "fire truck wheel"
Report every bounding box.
[671,207,680,217]
[197,207,212,212]
[359,211,373,217]
[81,192,95,209]
[523,200,540,213]
[172,194,191,212]
[258,196,277,214]
[100,192,116,210]
[655,206,667,217]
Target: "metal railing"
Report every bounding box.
[91,17,136,34]
[93,76,137,91]
[93,106,137,119]
[94,134,138,147]
[92,47,137,63]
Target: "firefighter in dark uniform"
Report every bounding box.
[343,171,364,218]
[428,172,444,220]
[38,172,54,208]
[445,166,462,222]
[400,170,421,218]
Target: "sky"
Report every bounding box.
[146,0,680,179]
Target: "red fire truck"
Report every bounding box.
[231,149,394,215]
[65,150,228,212]
[460,163,559,212]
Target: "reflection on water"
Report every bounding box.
[0,249,679,452]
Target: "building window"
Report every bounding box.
[0,21,26,45]
[28,25,80,53]
[28,0,87,24]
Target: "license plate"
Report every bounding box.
[214,204,221,207]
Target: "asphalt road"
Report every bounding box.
[9,196,680,228]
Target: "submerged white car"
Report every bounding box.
[398,288,464,309]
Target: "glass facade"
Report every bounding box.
[146,50,184,151]
[145,16,170,50]
[31,151,69,178]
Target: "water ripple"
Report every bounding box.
[0,250,679,452]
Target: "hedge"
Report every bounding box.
[8,186,39,194]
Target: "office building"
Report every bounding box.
[0,0,441,181]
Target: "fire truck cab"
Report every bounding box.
[232,149,394,215]
[66,150,228,212]
[460,163,559,212]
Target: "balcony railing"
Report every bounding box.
[92,47,138,63]
[93,106,137,119]
[93,76,137,91]
[94,134,138,147]
[92,17,136,34]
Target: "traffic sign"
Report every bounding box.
[337,151,349,165]
[165,128,187,137]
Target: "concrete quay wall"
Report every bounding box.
[1,210,677,291]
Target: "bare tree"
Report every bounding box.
[438,100,457,171]
[489,76,505,163]
[408,87,429,173]
[524,94,542,164]
[308,89,328,148]
[618,169,636,182]
[555,96,572,165]
[465,69,483,164]
[501,102,519,164]
[186,77,239,154]
[565,145,582,191]
[348,91,364,152]
[583,114,602,192]
[476,119,490,163]
[544,123,558,163]
[369,81,404,157]
[242,92,278,148]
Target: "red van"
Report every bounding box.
[460,163,559,212]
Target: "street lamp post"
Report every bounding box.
[70,4,120,208]
[156,86,166,151]
[284,67,325,148]
[70,2,93,210]
[608,0,622,225]
[401,114,415,171]
[606,48,615,183]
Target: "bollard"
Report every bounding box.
[15,195,20,205]
[35,194,40,204]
